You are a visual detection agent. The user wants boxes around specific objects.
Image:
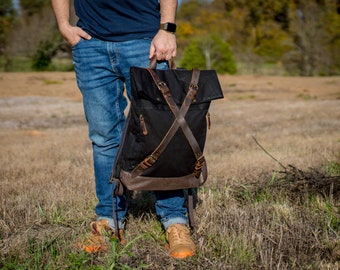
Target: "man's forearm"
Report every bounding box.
[51,0,71,30]
[159,0,178,23]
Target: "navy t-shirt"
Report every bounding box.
[74,0,160,41]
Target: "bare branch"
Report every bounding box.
[252,135,286,170]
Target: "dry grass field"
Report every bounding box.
[0,72,339,269]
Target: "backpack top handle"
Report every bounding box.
[148,56,176,70]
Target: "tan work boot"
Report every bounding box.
[77,219,126,253]
[165,224,196,259]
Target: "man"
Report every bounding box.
[51,0,195,259]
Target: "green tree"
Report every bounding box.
[31,39,60,71]
[180,39,206,70]
[210,35,237,74]
[180,35,237,74]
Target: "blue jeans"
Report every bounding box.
[72,37,187,229]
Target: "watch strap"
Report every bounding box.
[160,22,177,33]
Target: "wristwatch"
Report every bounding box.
[160,22,177,33]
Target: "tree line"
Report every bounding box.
[177,0,340,75]
[0,0,74,71]
[1,0,340,75]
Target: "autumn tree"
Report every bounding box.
[283,0,340,75]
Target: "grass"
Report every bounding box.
[0,73,339,269]
[1,127,338,269]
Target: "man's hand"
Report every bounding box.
[51,0,91,47]
[149,30,177,61]
[59,24,92,47]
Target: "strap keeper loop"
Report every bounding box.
[189,83,198,90]
[158,81,167,87]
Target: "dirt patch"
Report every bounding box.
[218,74,340,101]
[0,96,84,130]
[0,72,81,100]
[1,72,340,101]
[1,72,339,133]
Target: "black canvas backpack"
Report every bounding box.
[110,61,223,229]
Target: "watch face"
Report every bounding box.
[165,23,176,32]
[163,22,176,33]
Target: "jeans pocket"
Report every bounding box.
[71,37,86,49]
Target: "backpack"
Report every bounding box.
[110,62,223,229]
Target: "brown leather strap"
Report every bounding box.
[131,69,201,178]
[187,188,195,229]
[121,170,202,190]
[149,57,176,69]
[121,170,199,230]
[112,183,120,236]
[146,69,207,182]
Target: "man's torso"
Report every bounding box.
[75,0,160,41]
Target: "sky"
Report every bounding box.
[12,0,19,10]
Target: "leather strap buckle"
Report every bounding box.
[140,154,158,170]
[193,155,205,178]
